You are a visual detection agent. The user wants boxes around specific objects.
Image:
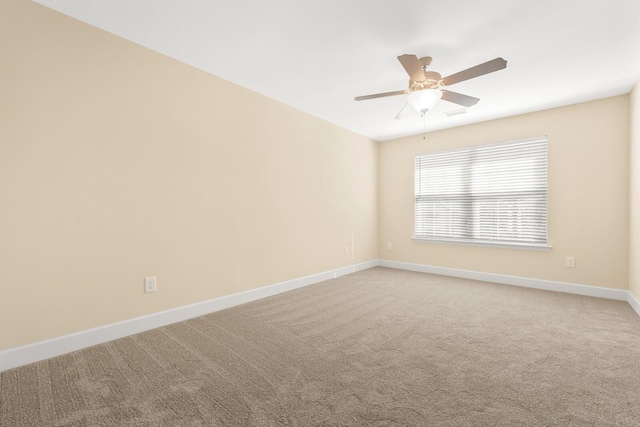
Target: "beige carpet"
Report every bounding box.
[2,267,640,426]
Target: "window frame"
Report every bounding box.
[413,136,551,251]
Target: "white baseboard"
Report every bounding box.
[628,291,640,317]
[3,259,637,372]
[0,260,378,373]
[379,260,630,301]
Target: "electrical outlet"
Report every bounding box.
[344,246,349,255]
[565,257,575,268]
[144,276,157,293]
[387,242,392,250]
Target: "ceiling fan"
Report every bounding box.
[354,55,507,119]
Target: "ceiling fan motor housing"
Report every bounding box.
[410,71,442,91]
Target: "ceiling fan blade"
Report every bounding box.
[441,90,480,107]
[354,90,408,101]
[442,57,507,86]
[397,54,426,82]
[395,103,418,119]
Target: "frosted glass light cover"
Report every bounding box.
[407,89,443,113]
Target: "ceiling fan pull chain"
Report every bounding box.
[422,112,426,140]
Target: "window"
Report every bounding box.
[414,137,549,250]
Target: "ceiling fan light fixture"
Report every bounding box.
[407,89,442,114]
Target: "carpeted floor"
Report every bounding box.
[2,267,640,426]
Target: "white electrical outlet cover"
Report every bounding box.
[144,276,157,293]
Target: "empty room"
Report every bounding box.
[2,0,640,425]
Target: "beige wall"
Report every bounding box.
[0,0,378,350]
[630,83,640,300]
[379,96,630,290]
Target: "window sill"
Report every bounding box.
[412,237,552,251]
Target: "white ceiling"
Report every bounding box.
[35,0,640,141]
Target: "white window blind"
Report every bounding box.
[414,137,548,248]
